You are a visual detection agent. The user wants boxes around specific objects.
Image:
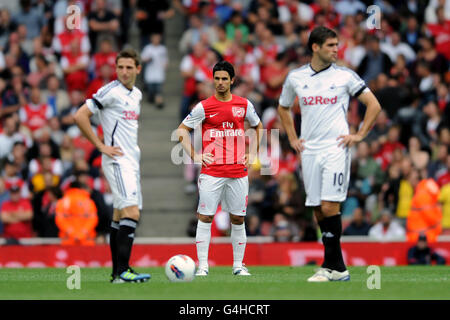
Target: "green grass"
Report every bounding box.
[0,266,448,300]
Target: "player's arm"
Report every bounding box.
[277,105,305,153]
[337,90,381,148]
[74,104,124,159]
[176,122,213,166]
[277,73,305,153]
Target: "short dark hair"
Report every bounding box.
[116,47,141,67]
[213,60,235,79]
[307,26,338,52]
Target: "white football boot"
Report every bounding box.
[307,268,350,282]
[195,267,209,276]
[232,265,251,276]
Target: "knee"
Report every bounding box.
[198,213,213,223]
[230,214,245,225]
[120,206,140,221]
[321,202,340,217]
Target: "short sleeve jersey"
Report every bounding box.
[182,94,260,178]
[279,63,369,153]
[86,80,142,167]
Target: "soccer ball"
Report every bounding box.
[165,254,196,282]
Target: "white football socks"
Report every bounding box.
[196,220,212,269]
[231,223,247,269]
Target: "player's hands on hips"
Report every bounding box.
[99,145,124,160]
[290,138,305,153]
[194,152,214,167]
[337,133,364,148]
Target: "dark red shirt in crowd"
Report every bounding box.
[1,199,33,238]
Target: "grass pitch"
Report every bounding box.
[0,266,448,300]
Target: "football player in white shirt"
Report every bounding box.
[278,27,381,282]
[75,48,150,284]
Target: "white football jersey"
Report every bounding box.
[86,80,142,167]
[279,63,369,154]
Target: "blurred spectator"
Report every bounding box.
[179,42,213,120]
[425,5,450,60]
[406,176,443,243]
[408,136,430,171]
[356,140,385,198]
[357,35,393,84]
[415,37,448,75]
[401,15,423,52]
[27,124,61,162]
[439,164,450,235]
[396,164,420,223]
[89,36,117,81]
[86,63,114,99]
[343,207,371,236]
[60,90,84,133]
[0,184,34,239]
[55,181,98,245]
[368,209,406,241]
[61,38,89,92]
[32,185,62,237]
[12,0,47,40]
[2,157,30,199]
[28,141,63,179]
[374,125,406,171]
[19,86,55,133]
[407,234,446,265]
[141,33,169,109]
[88,0,119,53]
[270,213,300,242]
[11,141,30,179]
[246,214,262,236]
[0,8,17,49]
[418,101,445,147]
[381,31,416,64]
[275,171,304,218]
[0,114,25,160]
[225,9,249,44]
[41,74,70,116]
[135,0,174,48]
[30,155,60,192]
[365,109,391,143]
[259,51,289,111]
[179,14,217,55]
[70,170,110,240]
[1,66,29,117]
[428,144,449,181]
[342,159,367,217]
[52,14,91,58]
[212,24,232,55]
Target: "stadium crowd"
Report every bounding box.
[0,0,448,245]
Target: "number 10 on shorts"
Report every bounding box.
[333,172,344,186]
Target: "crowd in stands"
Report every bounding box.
[176,0,450,242]
[0,0,449,245]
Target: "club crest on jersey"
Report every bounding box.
[232,107,245,118]
[301,95,337,106]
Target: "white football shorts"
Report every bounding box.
[197,173,249,216]
[301,146,351,207]
[102,161,142,210]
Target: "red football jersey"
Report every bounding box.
[183,94,260,178]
